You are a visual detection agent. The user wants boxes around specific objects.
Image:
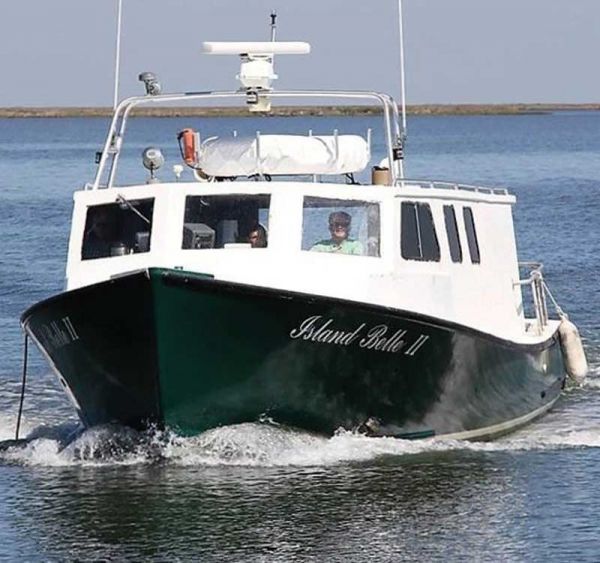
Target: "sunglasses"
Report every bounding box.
[330,222,350,229]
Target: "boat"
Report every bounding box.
[20,14,588,441]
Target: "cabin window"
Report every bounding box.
[463,207,481,264]
[443,205,463,263]
[302,197,380,257]
[401,202,440,261]
[81,198,154,260]
[182,194,270,249]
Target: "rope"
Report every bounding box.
[15,332,28,440]
[542,280,567,320]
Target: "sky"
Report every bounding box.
[0,0,599,107]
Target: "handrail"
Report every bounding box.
[515,262,548,334]
[91,89,404,190]
[395,179,510,196]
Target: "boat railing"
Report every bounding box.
[91,89,404,191]
[515,262,549,334]
[399,179,509,196]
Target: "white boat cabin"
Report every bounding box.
[65,177,544,343]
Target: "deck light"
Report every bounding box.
[138,72,161,95]
[142,147,164,183]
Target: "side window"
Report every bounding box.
[182,194,270,249]
[443,205,462,263]
[401,202,440,261]
[463,207,481,264]
[302,197,380,257]
[82,198,154,260]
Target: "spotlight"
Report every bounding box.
[142,147,164,183]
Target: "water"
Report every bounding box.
[1,112,600,561]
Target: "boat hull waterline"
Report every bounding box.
[21,268,566,440]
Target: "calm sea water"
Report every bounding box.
[0,113,599,561]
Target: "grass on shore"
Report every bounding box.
[1,103,599,118]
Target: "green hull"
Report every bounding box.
[22,268,566,439]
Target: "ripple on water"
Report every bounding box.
[2,387,600,469]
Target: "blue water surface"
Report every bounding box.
[0,112,599,561]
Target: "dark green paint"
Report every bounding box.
[22,268,566,439]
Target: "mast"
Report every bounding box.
[397,0,407,135]
[397,0,407,180]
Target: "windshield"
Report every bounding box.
[302,196,380,257]
[81,198,155,260]
[182,194,270,249]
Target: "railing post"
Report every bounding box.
[531,270,548,333]
[333,129,339,161]
[531,276,541,334]
[516,263,549,335]
[256,130,262,177]
[539,275,548,326]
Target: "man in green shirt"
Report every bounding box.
[311,211,363,255]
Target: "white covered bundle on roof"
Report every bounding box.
[197,134,370,177]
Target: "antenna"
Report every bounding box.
[270,11,277,42]
[113,0,123,110]
[270,12,277,66]
[396,0,407,180]
[397,0,407,136]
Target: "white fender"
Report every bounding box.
[558,318,588,383]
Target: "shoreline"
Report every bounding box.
[0,103,599,118]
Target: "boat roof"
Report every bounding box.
[75,179,515,206]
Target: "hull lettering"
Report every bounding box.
[290,315,429,356]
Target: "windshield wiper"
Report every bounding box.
[116,194,151,225]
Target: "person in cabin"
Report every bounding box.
[82,208,117,259]
[310,211,363,255]
[247,224,268,248]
